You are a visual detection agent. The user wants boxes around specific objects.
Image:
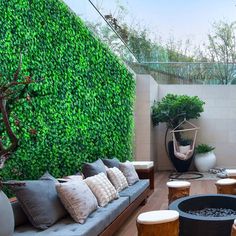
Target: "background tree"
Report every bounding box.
[88,1,236,84]
[206,21,236,84]
[87,2,196,65]
[164,37,194,62]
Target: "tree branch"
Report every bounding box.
[0,98,18,156]
[0,53,44,170]
[13,52,22,81]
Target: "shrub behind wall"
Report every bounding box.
[0,0,135,180]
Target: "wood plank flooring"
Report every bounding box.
[115,171,217,236]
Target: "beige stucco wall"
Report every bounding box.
[135,74,236,170]
[134,74,158,169]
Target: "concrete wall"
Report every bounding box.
[135,74,236,170]
[134,75,158,169]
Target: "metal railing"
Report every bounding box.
[136,62,236,84]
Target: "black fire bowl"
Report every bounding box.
[169,194,236,236]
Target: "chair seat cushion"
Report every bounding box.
[226,169,236,177]
[119,180,149,203]
[131,161,153,170]
[137,210,179,224]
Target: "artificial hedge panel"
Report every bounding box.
[0,0,135,180]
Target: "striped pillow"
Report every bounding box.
[85,173,118,207]
[106,167,128,192]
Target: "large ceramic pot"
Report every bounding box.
[168,141,194,172]
[0,190,14,236]
[194,151,216,172]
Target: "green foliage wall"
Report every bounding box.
[0,0,135,180]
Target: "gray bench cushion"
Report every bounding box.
[14,196,129,236]
[119,179,149,203]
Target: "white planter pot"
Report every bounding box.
[0,190,14,236]
[194,151,216,172]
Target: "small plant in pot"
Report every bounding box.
[151,94,205,172]
[194,144,216,172]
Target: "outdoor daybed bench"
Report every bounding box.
[11,160,152,236]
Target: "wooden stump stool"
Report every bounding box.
[226,169,236,179]
[215,178,236,194]
[167,181,191,205]
[136,210,179,236]
[231,219,236,236]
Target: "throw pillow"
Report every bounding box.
[119,161,140,185]
[9,172,67,229]
[106,167,128,192]
[64,175,84,181]
[11,201,28,227]
[56,180,98,224]
[82,159,107,178]
[102,157,120,169]
[85,173,118,207]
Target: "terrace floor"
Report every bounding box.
[115,171,217,236]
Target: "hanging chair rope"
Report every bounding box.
[170,119,199,161]
[172,130,198,160]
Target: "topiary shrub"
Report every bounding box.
[0,0,135,182]
[152,94,205,129]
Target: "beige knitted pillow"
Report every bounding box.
[85,173,118,207]
[106,167,128,192]
[56,180,98,224]
[119,161,139,185]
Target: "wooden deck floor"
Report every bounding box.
[115,171,217,236]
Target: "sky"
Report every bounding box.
[64,0,236,47]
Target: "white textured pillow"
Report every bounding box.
[65,175,84,181]
[85,173,118,207]
[106,167,128,192]
[56,180,98,224]
[119,161,139,185]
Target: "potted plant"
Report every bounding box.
[194,144,216,172]
[152,94,205,172]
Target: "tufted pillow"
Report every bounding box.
[119,161,140,186]
[84,173,118,207]
[102,158,120,169]
[106,167,128,192]
[82,159,107,178]
[56,180,98,224]
[9,172,67,229]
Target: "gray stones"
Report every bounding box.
[187,208,236,217]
